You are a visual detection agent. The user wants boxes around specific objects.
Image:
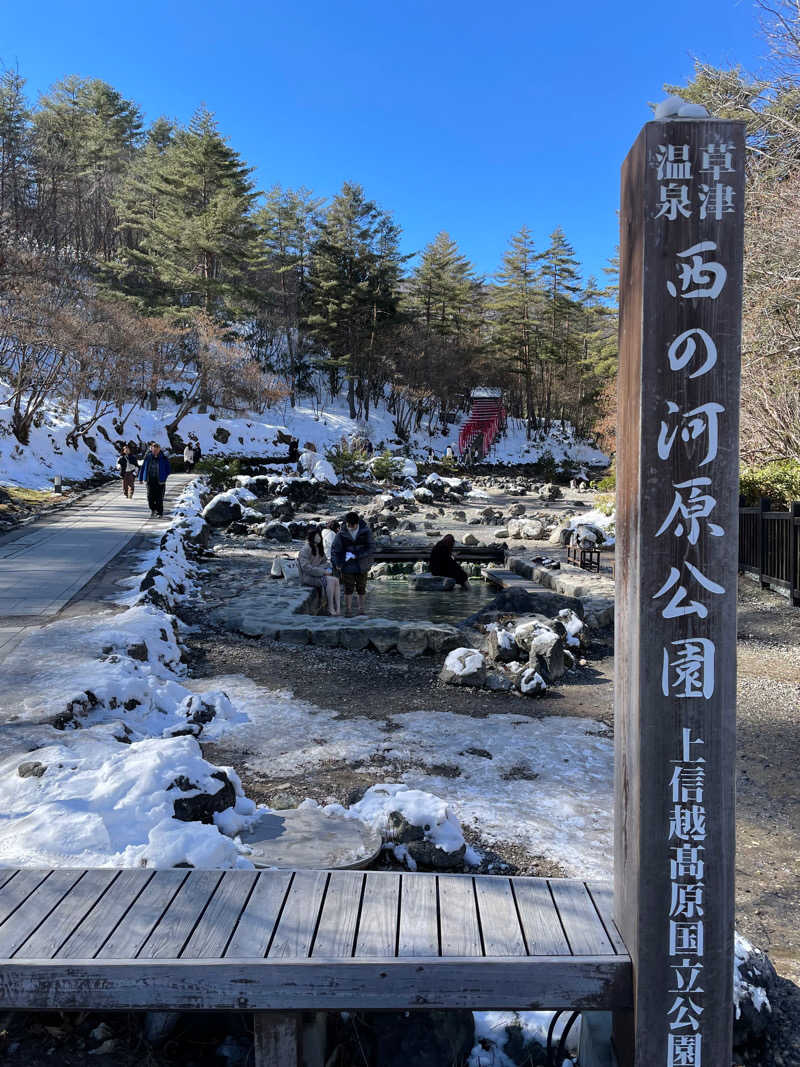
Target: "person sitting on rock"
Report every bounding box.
[297,527,341,616]
[429,534,469,589]
[331,511,375,616]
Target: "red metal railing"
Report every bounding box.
[458,405,506,458]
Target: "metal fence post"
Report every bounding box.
[759,498,771,588]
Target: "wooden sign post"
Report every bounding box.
[614,119,746,1066]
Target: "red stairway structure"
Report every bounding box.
[457,388,506,458]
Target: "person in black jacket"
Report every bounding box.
[331,511,375,616]
[429,534,468,588]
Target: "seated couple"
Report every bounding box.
[297,512,375,617]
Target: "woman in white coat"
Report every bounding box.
[297,527,341,616]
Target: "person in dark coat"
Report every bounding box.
[429,534,468,588]
[138,442,171,518]
[331,511,375,616]
[117,444,138,499]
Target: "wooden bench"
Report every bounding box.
[566,543,601,572]
[0,867,631,1064]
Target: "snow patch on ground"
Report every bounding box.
[190,674,614,879]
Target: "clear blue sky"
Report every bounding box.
[3,0,765,284]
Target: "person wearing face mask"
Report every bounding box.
[298,526,341,616]
[330,510,375,616]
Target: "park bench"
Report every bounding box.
[566,542,601,573]
[0,866,631,1065]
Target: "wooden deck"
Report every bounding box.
[0,868,630,1012]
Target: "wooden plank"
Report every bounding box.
[226,871,293,958]
[268,870,328,959]
[138,870,224,959]
[253,1013,299,1067]
[397,874,439,957]
[182,870,258,958]
[549,880,614,956]
[474,876,526,957]
[512,877,571,956]
[0,870,51,927]
[0,956,632,1012]
[0,869,84,957]
[0,870,18,892]
[311,871,363,958]
[15,869,118,959]
[96,870,188,959]
[586,883,628,955]
[57,869,153,959]
[615,118,744,1067]
[438,875,482,957]
[354,872,399,958]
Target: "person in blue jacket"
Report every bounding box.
[138,442,171,518]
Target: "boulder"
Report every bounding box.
[169,771,236,824]
[485,671,514,692]
[263,521,292,542]
[477,586,583,620]
[509,503,526,517]
[425,625,462,654]
[487,628,522,663]
[269,495,294,520]
[410,574,456,592]
[397,624,430,658]
[733,933,779,1049]
[439,647,486,687]
[528,629,566,682]
[202,495,243,527]
[522,520,545,539]
[463,533,479,546]
[452,509,467,522]
[539,482,562,501]
[413,487,434,504]
[338,627,371,651]
[519,668,548,696]
[369,626,401,653]
[17,761,46,778]
[406,838,467,870]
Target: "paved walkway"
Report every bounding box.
[0,475,194,654]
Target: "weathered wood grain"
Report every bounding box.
[0,956,632,1011]
[549,880,614,956]
[397,873,439,957]
[0,869,51,927]
[512,877,570,956]
[138,870,224,959]
[253,1012,299,1067]
[0,869,84,957]
[615,119,744,1067]
[58,869,154,959]
[16,869,117,959]
[181,870,258,959]
[474,877,526,957]
[268,871,328,959]
[354,872,399,958]
[96,870,188,959]
[311,871,363,958]
[586,882,627,955]
[226,871,293,958]
[438,875,482,957]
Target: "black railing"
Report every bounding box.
[739,498,800,606]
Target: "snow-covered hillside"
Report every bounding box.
[0,382,608,490]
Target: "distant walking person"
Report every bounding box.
[331,511,375,616]
[445,444,455,461]
[139,442,171,518]
[429,534,469,588]
[183,442,196,471]
[117,444,138,499]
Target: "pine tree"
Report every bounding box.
[306,182,405,419]
[404,231,485,418]
[489,226,543,437]
[32,76,142,257]
[253,185,324,404]
[112,107,259,319]
[536,226,582,426]
[0,67,32,241]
